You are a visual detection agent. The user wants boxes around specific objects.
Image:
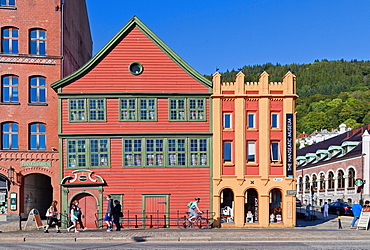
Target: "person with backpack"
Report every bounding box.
[187,197,202,222]
[67,204,79,233]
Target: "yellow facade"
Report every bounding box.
[212,71,297,227]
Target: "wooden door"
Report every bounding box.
[72,193,97,228]
[144,196,167,228]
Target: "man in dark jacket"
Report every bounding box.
[104,195,114,232]
[113,200,122,231]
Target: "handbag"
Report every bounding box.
[46,209,53,218]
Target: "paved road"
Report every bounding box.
[1,240,370,250]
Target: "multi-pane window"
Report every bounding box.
[305,176,310,191]
[224,113,231,129]
[168,139,186,166]
[337,170,345,188]
[169,98,205,121]
[247,113,255,128]
[298,177,303,192]
[2,27,18,53]
[30,123,45,150]
[2,75,18,102]
[67,139,109,168]
[328,172,334,189]
[189,139,207,166]
[223,141,232,162]
[2,122,18,149]
[120,98,156,121]
[247,141,256,162]
[146,139,164,166]
[123,138,209,167]
[69,99,105,122]
[348,168,355,188]
[0,0,15,6]
[312,175,317,191]
[189,99,204,120]
[319,173,325,190]
[271,113,279,128]
[29,29,46,55]
[30,76,46,103]
[123,139,142,166]
[270,142,280,162]
[89,99,105,121]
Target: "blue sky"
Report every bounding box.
[86,0,370,75]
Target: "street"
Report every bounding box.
[1,240,369,249]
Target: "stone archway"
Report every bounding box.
[23,173,52,218]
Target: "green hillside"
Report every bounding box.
[206,60,370,135]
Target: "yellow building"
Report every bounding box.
[212,71,297,227]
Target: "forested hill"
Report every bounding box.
[205,60,370,135]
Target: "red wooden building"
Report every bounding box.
[51,16,212,228]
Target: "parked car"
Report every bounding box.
[321,202,353,215]
[296,198,302,207]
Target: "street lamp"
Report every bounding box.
[8,166,14,185]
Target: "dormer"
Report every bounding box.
[305,153,317,164]
[327,146,342,158]
[296,156,306,166]
[341,141,360,155]
[315,149,329,161]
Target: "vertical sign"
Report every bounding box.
[286,114,294,177]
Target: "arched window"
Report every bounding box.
[319,173,325,190]
[1,75,18,102]
[328,172,334,189]
[29,76,46,103]
[298,176,303,192]
[2,122,18,149]
[244,188,258,223]
[269,188,282,223]
[220,188,234,223]
[29,123,46,150]
[312,175,317,191]
[1,27,18,53]
[29,29,46,55]
[337,170,345,189]
[305,176,310,191]
[348,168,355,188]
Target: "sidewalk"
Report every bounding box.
[0,213,368,242]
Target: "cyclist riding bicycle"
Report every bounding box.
[187,197,202,222]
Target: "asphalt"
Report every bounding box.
[0,209,369,242]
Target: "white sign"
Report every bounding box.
[357,208,370,230]
[273,178,283,181]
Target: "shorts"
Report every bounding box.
[188,208,198,217]
[48,217,59,226]
[104,213,112,222]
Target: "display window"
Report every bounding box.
[269,188,283,223]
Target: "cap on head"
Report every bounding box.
[195,197,200,201]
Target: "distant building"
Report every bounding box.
[0,0,91,222]
[298,124,351,148]
[296,124,370,206]
[212,71,297,227]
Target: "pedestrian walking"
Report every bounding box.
[350,200,362,229]
[104,195,114,232]
[304,204,311,221]
[72,200,87,231]
[44,200,61,233]
[67,204,79,233]
[113,200,122,231]
[322,202,329,219]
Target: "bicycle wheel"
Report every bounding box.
[197,217,209,229]
[177,217,190,229]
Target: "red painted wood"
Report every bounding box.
[71,193,98,229]
[62,27,209,94]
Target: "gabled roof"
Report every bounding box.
[51,16,212,89]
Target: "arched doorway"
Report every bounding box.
[0,174,8,216]
[244,188,258,223]
[269,188,282,223]
[71,193,98,229]
[220,188,234,223]
[23,174,52,218]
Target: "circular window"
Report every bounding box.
[129,62,143,75]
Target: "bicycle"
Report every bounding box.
[177,212,210,229]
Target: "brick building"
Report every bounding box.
[296,124,370,207]
[0,0,91,222]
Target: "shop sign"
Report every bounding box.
[355,178,364,187]
[286,190,297,195]
[21,161,51,167]
[285,114,294,177]
[273,178,283,181]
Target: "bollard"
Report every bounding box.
[338,215,342,229]
[135,215,138,228]
[18,213,22,230]
[150,215,153,228]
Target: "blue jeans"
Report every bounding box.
[351,216,360,226]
